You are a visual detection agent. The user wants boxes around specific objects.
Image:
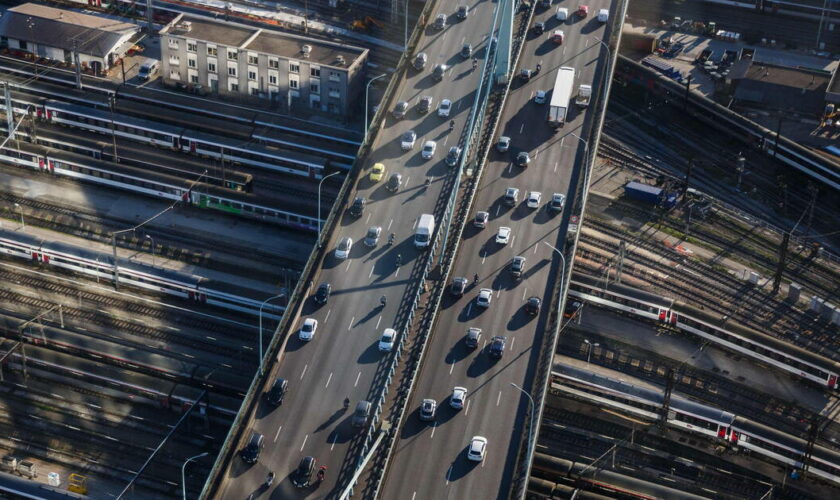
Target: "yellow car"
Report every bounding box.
[369,163,386,182]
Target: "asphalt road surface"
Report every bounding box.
[213,1,501,498]
[378,1,616,499]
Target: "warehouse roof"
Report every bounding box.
[0,3,139,58]
[162,14,366,68]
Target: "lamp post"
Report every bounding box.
[542,242,567,293]
[317,171,341,246]
[511,382,536,493]
[145,234,155,267]
[13,203,24,228]
[258,293,286,375]
[181,452,208,500]
[584,339,599,365]
[404,0,409,49]
[364,73,387,144]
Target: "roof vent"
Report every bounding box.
[178,21,192,31]
[301,44,312,58]
[336,55,346,65]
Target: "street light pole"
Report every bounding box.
[364,73,387,144]
[181,452,208,500]
[511,382,536,492]
[317,171,341,246]
[146,234,155,267]
[404,0,409,49]
[13,203,24,228]
[258,293,287,375]
[542,242,568,292]
[584,339,599,365]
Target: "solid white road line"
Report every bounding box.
[274,426,283,443]
[325,372,333,388]
[355,371,362,387]
[300,434,308,452]
[300,364,308,380]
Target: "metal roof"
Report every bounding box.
[0,3,139,58]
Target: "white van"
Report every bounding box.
[137,59,159,81]
[414,214,435,248]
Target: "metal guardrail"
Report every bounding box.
[511,0,629,498]
[197,13,419,500]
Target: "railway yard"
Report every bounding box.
[0,0,838,499]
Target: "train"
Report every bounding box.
[568,274,840,390]
[0,141,319,231]
[0,227,284,319]
[552,364,840,487]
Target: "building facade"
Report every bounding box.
[160,14,368,117]
[0,3,139,75]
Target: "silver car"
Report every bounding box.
[364,226,382,247]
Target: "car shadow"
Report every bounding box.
[509,204,531,222]
[399,408,433,439]
[326,420,355,445]
[506,308,533,332]
[466,351,493,378]
[580,19,600,35]
[445,339,472,365]
[356,341,384,365]
[313,408,347,434]
[445,449,480,482]
[534,38,558,57]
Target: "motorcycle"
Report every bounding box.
[266,472,275,487]
[388,233,395,246]
[317,466,327,482]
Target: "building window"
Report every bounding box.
[227,61,237,77]
[248,69,257,81]
[310,82,320,93]
[227,49,238,60]
[188,56,197,68]
[207,45,217,56]
[19,40,28,51]
[248,53,258,64]
[187,41,197,52]
[190,74,199,83]
[289,75,299,89]
[169,70,181,80]
[169,55,180,65]
[310,66,321,78]
[251,87,259,96]
[310,95,321,109]
[268,72,278,85]
[229,80,239,92]
[328,88,340,98]
[208,59,217,73]
[329,70,341,82]
[289,61,300,73]
[269,58,279,69]
[168,39,179,49]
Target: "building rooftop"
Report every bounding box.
[163,14,367,68]
[729,58,830,91]
[730,58,830,113]
[0,3,139,57]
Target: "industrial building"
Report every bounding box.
[728,56,831,115]
[0,3,140,76]
[160,14,368,118]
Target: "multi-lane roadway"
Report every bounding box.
[214,1,501,498]
[379,1,616,498]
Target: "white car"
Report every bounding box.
[335,237,352,260]
[496,226,511,245]
[438,99,452,117]
[299,318,318,341]
[468,436,487,461]
[534,90,546,104]
[379,328,396,352]
[476,288,493,308]
[401,130,417,150]
[526,191,542,208]
[451,386,467,409]
[421,140,437,160]
[598,8,609,22]
[556,7,569,21]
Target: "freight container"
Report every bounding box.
[624,181,677,208]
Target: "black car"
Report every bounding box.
[387,172,402,192]
[314,282,331,305]
[461,43,472,58]
[292,456,315,488]
[265,377,288,406]
[450,277,468,296]
[564,299,582,318]
[489,336,506,359]
[525,296,541,315]
[433,64,447,81]
[519,68,532,81]
[516,151,531,167]
[349,197,366,217]
[418,95,433,114]
[532,21,545,35]
[446,146,462,167]
[240,431,263,464]
[352,400,372,428]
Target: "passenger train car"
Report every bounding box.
[568,274,840,390]
[0,141,319,231]
[0,227,284,319]
[553,364,840,486]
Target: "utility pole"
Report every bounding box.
[615,240,626,284]
[108,95,119,162]
[660,368,676,429]
[772,232,790,294]
[735,153,746,192]
[805,182,818,232]
[683,74,692,110]
[73,41,82,90]
[3,82,14,140]
[684,155,694,192]
[773,115,783,159]
[146,0,154,30]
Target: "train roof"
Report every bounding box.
[0,227,202,286]
[571,273,673,307]
[113,98,255,140]
[555,363,736,424]
[45,99,185,136]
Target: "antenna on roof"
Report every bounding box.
[301,45,312,58]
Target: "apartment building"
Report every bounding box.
[160,14,368,117]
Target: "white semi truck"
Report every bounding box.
[548,66,576,128]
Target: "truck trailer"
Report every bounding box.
[548,66,576,128]
[624,181,677,208]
